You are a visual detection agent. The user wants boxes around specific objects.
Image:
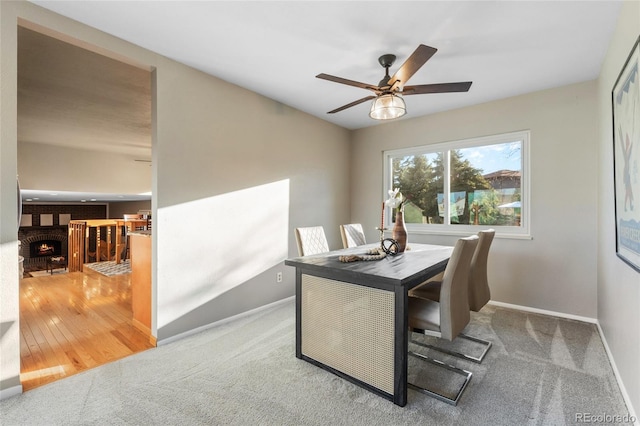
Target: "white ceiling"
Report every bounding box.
[20,1,622,203]
[18,26,152,203]
[30,0,622,130]
[18,26,152,158]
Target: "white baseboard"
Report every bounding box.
[487,300,597,324]
[489,300,636,424]
[157,296,295,347]
[595,322,639,426]
[0,384,23,401]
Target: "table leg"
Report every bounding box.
[295,269,302,359]
[393,286,409,406]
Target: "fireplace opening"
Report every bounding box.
[30,240,62,258]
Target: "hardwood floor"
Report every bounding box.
[19,268,155,391]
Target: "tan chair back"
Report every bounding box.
[439,235,478,341]
[468,229,495,312]
[295,226,330,256]
[339,223,366,248]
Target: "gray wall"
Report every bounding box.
[351,80,599,318]
[154,57,351,339]
[597,0,640,416]
[0,0,22,397]
[0,1,350,397]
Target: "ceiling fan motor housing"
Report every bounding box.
[378,54,396,87]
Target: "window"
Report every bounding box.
[383,130,530,238]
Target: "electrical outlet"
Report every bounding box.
[276,272,283,283]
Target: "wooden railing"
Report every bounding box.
[67,219,149,272]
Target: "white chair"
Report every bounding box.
[295,226,330,256]
[339,223,366,248]
[408,235,478,405]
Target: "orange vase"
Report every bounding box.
[392,210,408,253]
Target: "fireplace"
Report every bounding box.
[30,240,62,258]
[19,228,68,270]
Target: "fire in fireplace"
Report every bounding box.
[30,240,62,258]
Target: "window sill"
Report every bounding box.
[396,227,533,240]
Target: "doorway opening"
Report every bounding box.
[17,22,155,391]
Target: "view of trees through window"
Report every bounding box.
[389,139,523,228]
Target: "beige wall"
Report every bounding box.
[351,80,599,318]
[0,1,350,397]
[597,0,640,416]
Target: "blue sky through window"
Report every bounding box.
[459,142,521,175]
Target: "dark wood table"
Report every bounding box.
[285,243,453,407]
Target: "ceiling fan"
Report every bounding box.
[316,44,472,120]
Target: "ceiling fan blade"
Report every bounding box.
[316,73,379,92]
[386,44,437,88]
[402,81,473,95]
[327,95,377,114]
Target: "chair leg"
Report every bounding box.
[410,332,492,364]
[408,350,473,406]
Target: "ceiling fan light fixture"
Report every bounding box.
[369,93,406,120]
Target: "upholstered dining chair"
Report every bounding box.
[295,226,330,256]
[410,229,495,363]
[408,235,478,406]
[468,229,495,312]
[339,223,366,248]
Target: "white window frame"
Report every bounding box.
[383,130,531,239]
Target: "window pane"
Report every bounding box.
[391,152,444,224]
[451,142,521,226]
[384,131,528,236]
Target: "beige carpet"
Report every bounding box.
[0,300,634,425]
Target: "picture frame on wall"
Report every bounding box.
[612,35,640,273]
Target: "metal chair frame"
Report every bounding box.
[410,329,492,364]
[408,350,473,406]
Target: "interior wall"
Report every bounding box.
[154,58,350,339]
[0,1,351,398]
[18,142,151,195]
[351,80,599,319]
[108,200,151,219]
[0,0,22,399]
[597,0,640,416]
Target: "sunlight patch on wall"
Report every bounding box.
[156,179,290,329]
